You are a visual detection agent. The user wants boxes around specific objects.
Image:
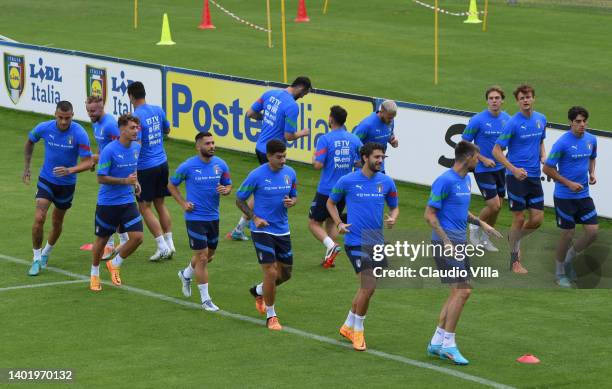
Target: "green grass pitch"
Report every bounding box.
[1,107,612,387]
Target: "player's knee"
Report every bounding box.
[279,266,292,282]
[207,255,214,264]
[34,213,46,226]
[457,287,472,300]
[489,200,502,213]
[265,266,278,280]
[586,226,599,241]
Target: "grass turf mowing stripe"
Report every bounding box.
[0,279,88,292]
[0,253,515,389]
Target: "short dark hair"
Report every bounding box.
[329,105,347,126]
[266,139,287,155]
[85,95,104,105]
[117,113,140,128]
[485,86,505,100]
[291,76,312,91]
[360,142,385,164]
[127,81,146,99]
[56,101,73,112]
[455,140,480,162]
[568,106,589,121]
[195,131,214,142]
[513,84,535,99]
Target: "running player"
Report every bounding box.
[90,114,144,291]
[543,106,598,287]
[352,100,399,172]
[328,142,399,351]
[127,81,175,261]
[228,76,311,241]
[309,105,362,268]
[462,86,511,251]
[170,132,232,311]
[425,141,501,365]
[85,95,129,259]
[237,140,298,331]
[493,84,546,274]
[23,101,93,276]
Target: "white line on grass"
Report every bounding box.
[0,34,19,42]
[0,279,87,292]
[0,253,515,389]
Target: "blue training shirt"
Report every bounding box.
[28,120,92,185]
[352,112,394,152]
[427,169,472,243]
[134,104,170,170]
[93,113,120,152]
[314,127,362,195]
[236,164,298,235]
[252,89,299,154]
[97,140,141,206]
[462,110,511,173]
[495,111,547,178]
[329,171,398,247]
[545,131,597,199]
[170,156,232,221]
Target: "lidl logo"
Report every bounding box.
[4,53,25,104]
[86,65,107,104]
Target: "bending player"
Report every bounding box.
[228,77,311,241]
[23,101,92,276]
[493,84,546,274]
[543,106,598,287]
[352,100,399,173]
[90,114,144,291]
[328,142,399,351]
[170,132,232,311]
[425,141,501,365]
[86,95,129,259]
[236,140,298,331]
[309,105,362,268]
[462,86,511,251]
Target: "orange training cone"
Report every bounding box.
[295,0,310,22]
[517,354,540,364]
[198,0,215,29]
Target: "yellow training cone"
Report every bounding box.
[157,13,176,45]
[464,0,482,24]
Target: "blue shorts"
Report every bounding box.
[474,169,506,200]
[36,176,75,210]
[251,232,293,265]
[137,162,170,202]
[95,203,143,237]
[309,192,346,222]
[186,220,219,250]
[431,241,471,284]
[345,245,388,274]
[506,176,544,211]
[554,197,597,230]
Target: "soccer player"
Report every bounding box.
[128,81,175,261]
[462,86,511,252]
[327,142,399,351]
[23,101,93,276]
[542,106,598,287]
[424,141,501,365]
[85,95,129,259]
[352,100,399,172]
[493,84,546,274]
[236,140,298,331]
[309,105,362,268]
[169,132,232,311]
[228,76,311,241]
[90,114,144,291]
